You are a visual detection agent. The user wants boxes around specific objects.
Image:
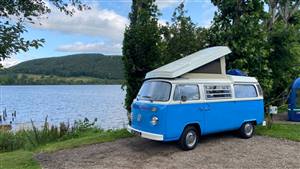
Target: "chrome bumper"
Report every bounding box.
[127,125,163,141]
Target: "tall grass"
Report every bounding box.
[0,117,99,152]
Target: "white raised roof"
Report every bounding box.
[163,73,258,84]
[145,46,231,79]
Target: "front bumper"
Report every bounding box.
[127,125,164,141]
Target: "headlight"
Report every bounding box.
[151,116,158,125]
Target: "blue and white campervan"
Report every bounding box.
[127,46,265,150]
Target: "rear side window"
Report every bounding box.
[234,85,257,98]
[204,85,232,99]
[174,84,200,101]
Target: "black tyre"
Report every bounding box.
[179,126,199,150]
[239,122,254,139]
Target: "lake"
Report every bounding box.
[0,85,128,130]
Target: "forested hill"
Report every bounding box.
[8,54,124,80]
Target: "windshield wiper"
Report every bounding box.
[142,95,152,99]
[142,95,154,102]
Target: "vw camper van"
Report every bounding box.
[127,46,265,150]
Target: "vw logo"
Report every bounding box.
[137,114,142,122]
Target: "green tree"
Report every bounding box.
[209,0,273,97]
[263,1,300,103]
[0,0,88,65]
[268,24,300,101]
[122,0,161,113]
[266,8,300,102]
[161,2,207,64]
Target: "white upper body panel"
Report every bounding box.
[140,74,262,105]
[147,73,258,84]
[145,46,231,79]
[228,75,258,83]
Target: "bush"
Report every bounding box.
[0,117,99,153]
[73,118,97,132]
[0,131,26,152]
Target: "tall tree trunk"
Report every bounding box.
[266,0,280,30]
[266,0,300,29]
[278,0,300,27]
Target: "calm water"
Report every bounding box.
[0,85,128,130]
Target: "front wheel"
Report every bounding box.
[179,126,199,150]
[239,122,254,139]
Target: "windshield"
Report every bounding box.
[137,81,171,101]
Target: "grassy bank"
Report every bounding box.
[0,129,132,169]
[256,123,300,141]
[0,118,132,169]
[0,73,123,85]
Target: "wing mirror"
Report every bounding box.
[181,95,187,102]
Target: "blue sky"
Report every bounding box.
[4,0,216,67]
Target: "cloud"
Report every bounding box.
[1,57,20,68]
[158,19,168,26]
[56,42,122,55]
[156,0,182,9]
[31,5,128,42]
[197,2,216,28]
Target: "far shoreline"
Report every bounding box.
[0,73,124,85]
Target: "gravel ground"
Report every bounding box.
[36,134,300,169]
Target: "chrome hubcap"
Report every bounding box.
[186,130,197,147]
[244,123,253,136]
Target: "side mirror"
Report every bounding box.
[181,95,187,102]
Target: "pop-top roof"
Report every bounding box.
[145,46,231,79]
[158,73,258,84]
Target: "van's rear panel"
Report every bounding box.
[203,99,264,134]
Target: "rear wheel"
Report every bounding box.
[179,126,199,150]
[239,122,254,139]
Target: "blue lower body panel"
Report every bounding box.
[131,99,265,142]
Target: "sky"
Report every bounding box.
[2,0,216,67]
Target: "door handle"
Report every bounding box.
[199,107,209,111]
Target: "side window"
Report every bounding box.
[234,84,257,98]
[256,84,263,96]
[173,84,200,101]
[204,85,232,99]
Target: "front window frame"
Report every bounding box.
[173,84,200,101]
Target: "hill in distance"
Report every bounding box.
[8,53,124,80]
[0,54,124,85]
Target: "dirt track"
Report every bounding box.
[36,134,300,169]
